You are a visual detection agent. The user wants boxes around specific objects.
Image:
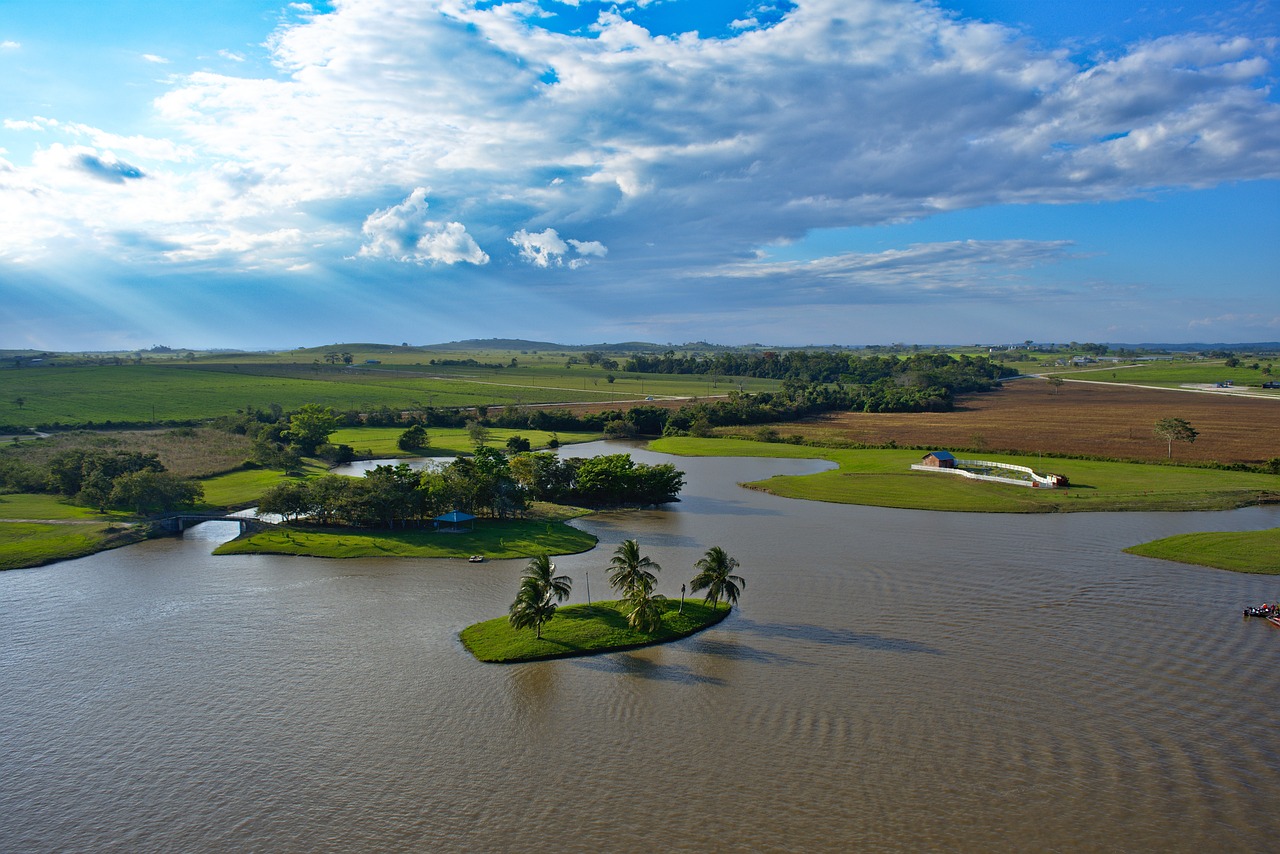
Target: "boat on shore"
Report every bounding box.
[468,555,485,563]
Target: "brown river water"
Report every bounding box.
[2,441,1279,852]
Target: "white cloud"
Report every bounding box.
[511,228,608,268]
[141,53,171,64]
[359,188,488,265]
[1,40,20,50]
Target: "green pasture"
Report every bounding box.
[460,599,730,663]
[197,461,328,508]
[1043,359,1279,390]
[0,492,124,521]
[1125,528,1280,574]
[0,520,147,571]
[648,437,1280,513]
[1,360,777,429]
[329,426,601,458]
[213,517,598,560]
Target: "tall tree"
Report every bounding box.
[690,546,746,611]
[285,404,339,455]
[608,539,660,598]
[1154,417,1198,459]
[508,554,572,639]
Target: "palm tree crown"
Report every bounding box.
[508,553,572,639]
[689,546,745,611]
[608,539,660,598]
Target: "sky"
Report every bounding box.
[1,0,1278,351]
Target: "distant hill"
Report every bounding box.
[424,338,741,353]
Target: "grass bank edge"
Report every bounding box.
[213,513,598,560]
[648,436,1280,513]
[460,599,731,663]
[1124,528,1280,574]
[0,521,152,572]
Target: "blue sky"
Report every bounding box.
[2,0,1277,350]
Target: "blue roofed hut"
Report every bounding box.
[434,510,476,532]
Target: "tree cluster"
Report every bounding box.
[257,450,685,530]
[43,448,203,513]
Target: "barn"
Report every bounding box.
[920,451,957,469]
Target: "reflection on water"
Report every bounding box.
[2,441,1278,852]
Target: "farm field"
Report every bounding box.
[1040,358,1279,390]
[1,359,775,429]
[329,426,601,458]
[649,437,1280,513]
[737,377,1280,465]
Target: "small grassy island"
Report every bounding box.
[1125,528,1280,574]
[462,542,746,662]
[460,599,731,663]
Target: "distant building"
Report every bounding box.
[920,451,957,469]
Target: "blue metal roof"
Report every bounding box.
[925,451,956,461]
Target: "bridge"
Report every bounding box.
[157,514,275,534]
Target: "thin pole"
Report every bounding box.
[586,571,591,605]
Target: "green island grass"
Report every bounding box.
[213,514,597,560]
[196,460,329,508]
[648,436,1280,513]
[0,492,126,521]
[0,520,149,571]
[328,427,601,458]
[460,599,731,663]
[1124,528,1280,574]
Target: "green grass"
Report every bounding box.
[649,436,1280,513]
[460,599,731,662]
[328,427,601,458]
[196,461,329,508]
[0,493,124,521]
[1125,528,1280,574]
[212,516,598,559]
[1043,359,1280,390]
[1,359,781,429]
[0,520,149,571]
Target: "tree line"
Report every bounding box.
[257,450,684,529]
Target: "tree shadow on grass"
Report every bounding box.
[733,617,943,655]
[568,652,727,685]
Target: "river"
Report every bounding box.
[2,441,1278,851]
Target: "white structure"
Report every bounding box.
[911,456,1068,489]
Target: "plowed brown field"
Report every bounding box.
[748,379,1280,464]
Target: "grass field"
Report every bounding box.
[329,426,601,457]
[213,516,597,560]
[1042,359,1280,390]
[0,493,124,521]
[196,462,329,508]
[649,436,1280,512]
[742,378,1280,465]
[459,599,730,663]
[1,357,778,429]
[1125,528,1280,574]
[0,520,148,571]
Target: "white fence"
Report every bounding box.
[910,458,1065,489]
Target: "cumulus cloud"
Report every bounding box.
[359,188,488,265]
[141,53,170,64]
[510,228,608,268]
[1,40,20,50]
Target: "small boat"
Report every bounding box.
[1243,603,1279,618]
[1270,615,1280,629]
[468,555,485,563]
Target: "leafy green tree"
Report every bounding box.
[608,539,660,598]
[505,434,531,453]
[508,553,572,639]
[108,470,203,514]
[285,404,339,455]
[1154,417,1198,459]
[690,546,746,611]
[466,420,491,447]
[398,424,430,452]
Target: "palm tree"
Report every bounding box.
[623,587,667,633]
[608,539,660,598]
[690,546,745,611]
[508,553,572,639]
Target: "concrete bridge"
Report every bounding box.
[157,514,274,535]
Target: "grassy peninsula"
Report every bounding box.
[214,515,597,560]
[1124,528,1280,574]
[460,599,731,663]
[648,437,1280,513]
